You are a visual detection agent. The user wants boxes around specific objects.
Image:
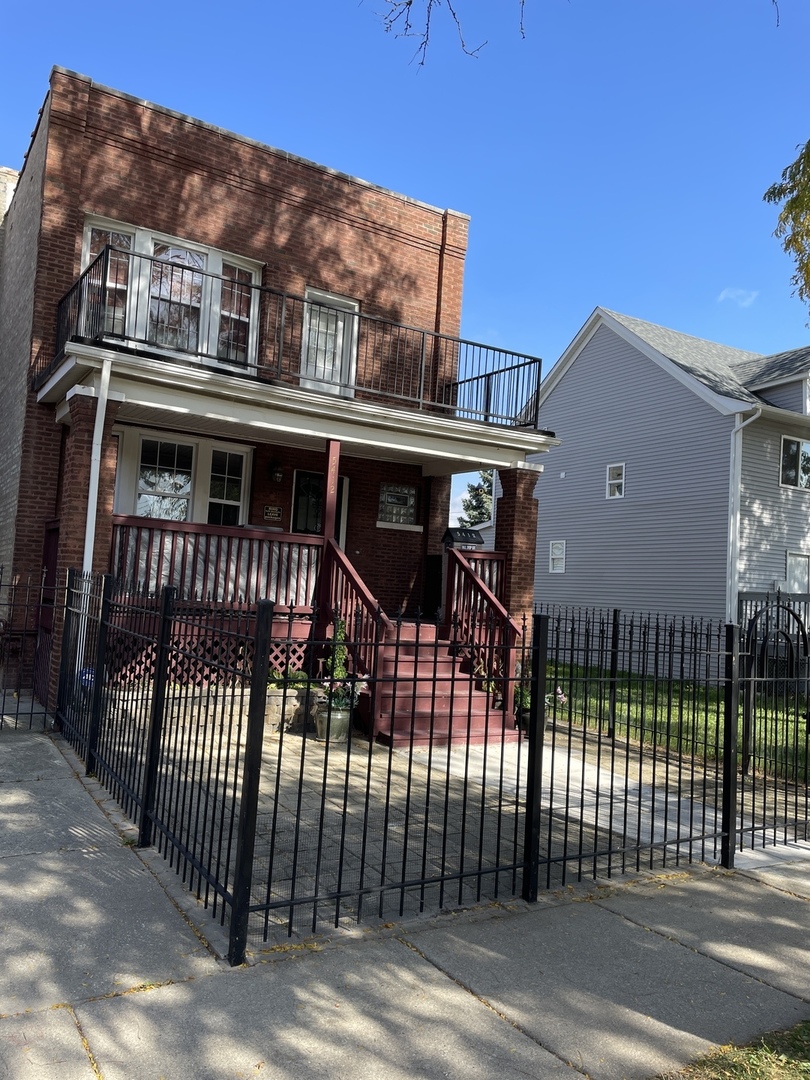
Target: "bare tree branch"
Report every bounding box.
[378,1,781,64]
[379,0,488,64]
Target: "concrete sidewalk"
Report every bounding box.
[2,728,810,1080]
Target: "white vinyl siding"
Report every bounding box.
[739,416,810,594]
[533,324,731,621]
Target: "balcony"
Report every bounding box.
[36,247,541,427]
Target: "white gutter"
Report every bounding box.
[726,408,761,623]
[82,358,112,575]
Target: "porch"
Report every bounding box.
[108,516,522,746]
[34,246,543,429]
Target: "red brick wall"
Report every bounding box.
[6,66,473,698]
[43,69,468,340]
[250,443,433,615]
[495,468,539,625]
[57,394,121,577]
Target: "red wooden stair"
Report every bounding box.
[370,623,519,748]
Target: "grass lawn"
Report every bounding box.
[658,1019,810,1077]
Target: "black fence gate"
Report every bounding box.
[0,567,53,731]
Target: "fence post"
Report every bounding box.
[721,623,740,869]
[138,585,176,849]
[85,575,113,775]
[55,568,78,729]
[228,599,274,966]
[608,608,621,739]
[522,612,548,903]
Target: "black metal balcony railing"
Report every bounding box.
[38,247,542,427]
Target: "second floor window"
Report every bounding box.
[606,463,625,499]
[300,288,360,397]
[781,436,810,489]
[85,220,260,369]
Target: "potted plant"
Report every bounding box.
[315,619,365,742]
[514,681,532,731]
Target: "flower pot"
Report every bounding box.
[315,704,351,743]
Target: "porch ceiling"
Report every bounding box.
[45,344,558,475]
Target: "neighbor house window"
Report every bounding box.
[378,483,417,525]
[787,552,810,593]
[780,437,810,489]
[83,219,260,368]
[606,463,625,499]
[549,540,566,573]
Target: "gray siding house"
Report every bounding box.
[531,307,810,623]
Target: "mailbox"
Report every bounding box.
[442,527,485,551]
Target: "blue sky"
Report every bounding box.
[3,0,809,521]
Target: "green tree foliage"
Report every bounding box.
[458,469,492,527]
[764,138,810,310]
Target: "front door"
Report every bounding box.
[292,470,348,548]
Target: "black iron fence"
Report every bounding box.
[38,246,542,427]
[49,581,810,963]
[0,567,53,731]
[56,573,540,964]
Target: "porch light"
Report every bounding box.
[269,462,284,484]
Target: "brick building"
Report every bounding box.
[0,68,556,738]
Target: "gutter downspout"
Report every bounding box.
[82,358,112,575]
[726,407,761,623]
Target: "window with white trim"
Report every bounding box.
[137,439,194,521]
[549,540,566,574]
[84,219,261,369]
[787,552,810,593]
[606,463,625,499]
[780,436,810,489]
[300,287,359,396]
[115,428,251,525]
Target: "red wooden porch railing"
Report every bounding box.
[320,538,394,676]
[443,548,521,714]
[111,517,324,605]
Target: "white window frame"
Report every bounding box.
[606,462,625,499]
[549,540,566,574]
[114,426,252,525]
[300,287,360,397]
[83,217,261,371]
[787,551,810,593]
[780,435,810,490]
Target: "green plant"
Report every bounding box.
[268,666,311,691]
[324,619,349,681]
[514,682,532,713]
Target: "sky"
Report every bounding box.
[2,0,809,522]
